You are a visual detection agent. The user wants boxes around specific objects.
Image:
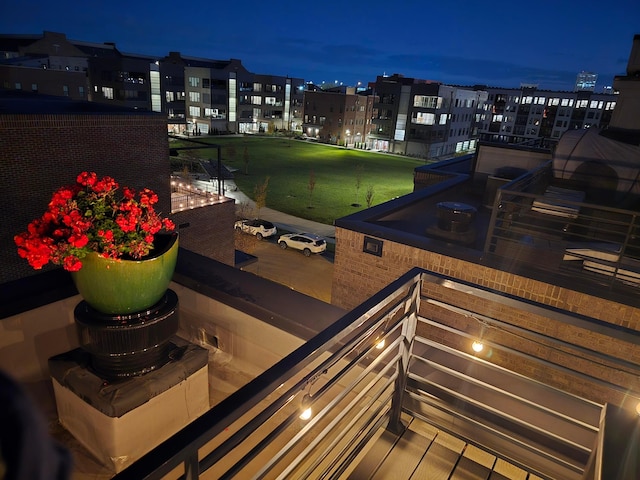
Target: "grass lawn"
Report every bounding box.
[170,136,425,225]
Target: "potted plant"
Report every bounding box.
[15,172,179,379]
[15,171,177,313]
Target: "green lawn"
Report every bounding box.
[170,136,425,225]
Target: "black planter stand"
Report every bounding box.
[74,289,179,380]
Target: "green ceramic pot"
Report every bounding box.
[70,233,179,315]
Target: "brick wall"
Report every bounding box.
[1,112,171,284]
[332,227,640,406]
[172,199,236,266]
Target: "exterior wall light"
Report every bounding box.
[472,341,484,353]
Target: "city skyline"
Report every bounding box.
[2,0,638,91]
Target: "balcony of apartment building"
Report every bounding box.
[5,255,637,479]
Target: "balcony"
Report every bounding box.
[6,254,637,479]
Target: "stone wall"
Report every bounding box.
[332,227,640,407]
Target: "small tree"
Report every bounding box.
[243,145,250,175]
[354,164,364,206]
[254,176,270,218]
[365,185,375,208]
[308,169,316,209]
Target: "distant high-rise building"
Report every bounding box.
[575,71,598,91]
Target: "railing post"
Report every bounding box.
[386,275,421,434]
[184,453,199,480]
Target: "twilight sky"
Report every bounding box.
[2,0,638,91]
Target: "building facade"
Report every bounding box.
[365,74,487,159]
[477,85,617,144]
[0,31,304,136]
[301,87,374,145]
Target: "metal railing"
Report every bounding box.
[484,162,640,290]
[112,268,634,480]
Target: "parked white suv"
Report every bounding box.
[234,219,277,240]
[278,233,326,256]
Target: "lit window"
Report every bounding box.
[413,112,435,125]
[413,95,441,108]
[102,86,113,99]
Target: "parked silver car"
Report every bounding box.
[278,233,326,256]
[234,219,277,240]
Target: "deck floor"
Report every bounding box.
[349,416,544,480]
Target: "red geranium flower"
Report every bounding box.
[15,172,174,271]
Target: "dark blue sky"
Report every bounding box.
[3,0,638,91]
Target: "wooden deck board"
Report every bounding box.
[410,438,461,480]
[450,455,491,480]
[347,429,401,479]
[371,429,434,479]
[348,417,548,480]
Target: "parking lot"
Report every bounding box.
[239,238,334,303]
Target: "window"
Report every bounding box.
[576,99,588,108]
[265,96,277,106]
[605,101,616,110]
[166,91,175,102]
[189,106,200,117]
[15,82,21,90]
[253,83,262,92]
[189,91,200,102]
[413,112,435,125]
[31,83,38,92]
[251,96,262,105]
[188,77,200,88]
[413,95,441,108]
[202,79,210,88]
[78,86,84,97]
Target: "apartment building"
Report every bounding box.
[478,84,617,144]
[0,31,304,136]
[301,86,376,145]
[366,74,488,158]
[236,73,305,134]
[0,31,89,100]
